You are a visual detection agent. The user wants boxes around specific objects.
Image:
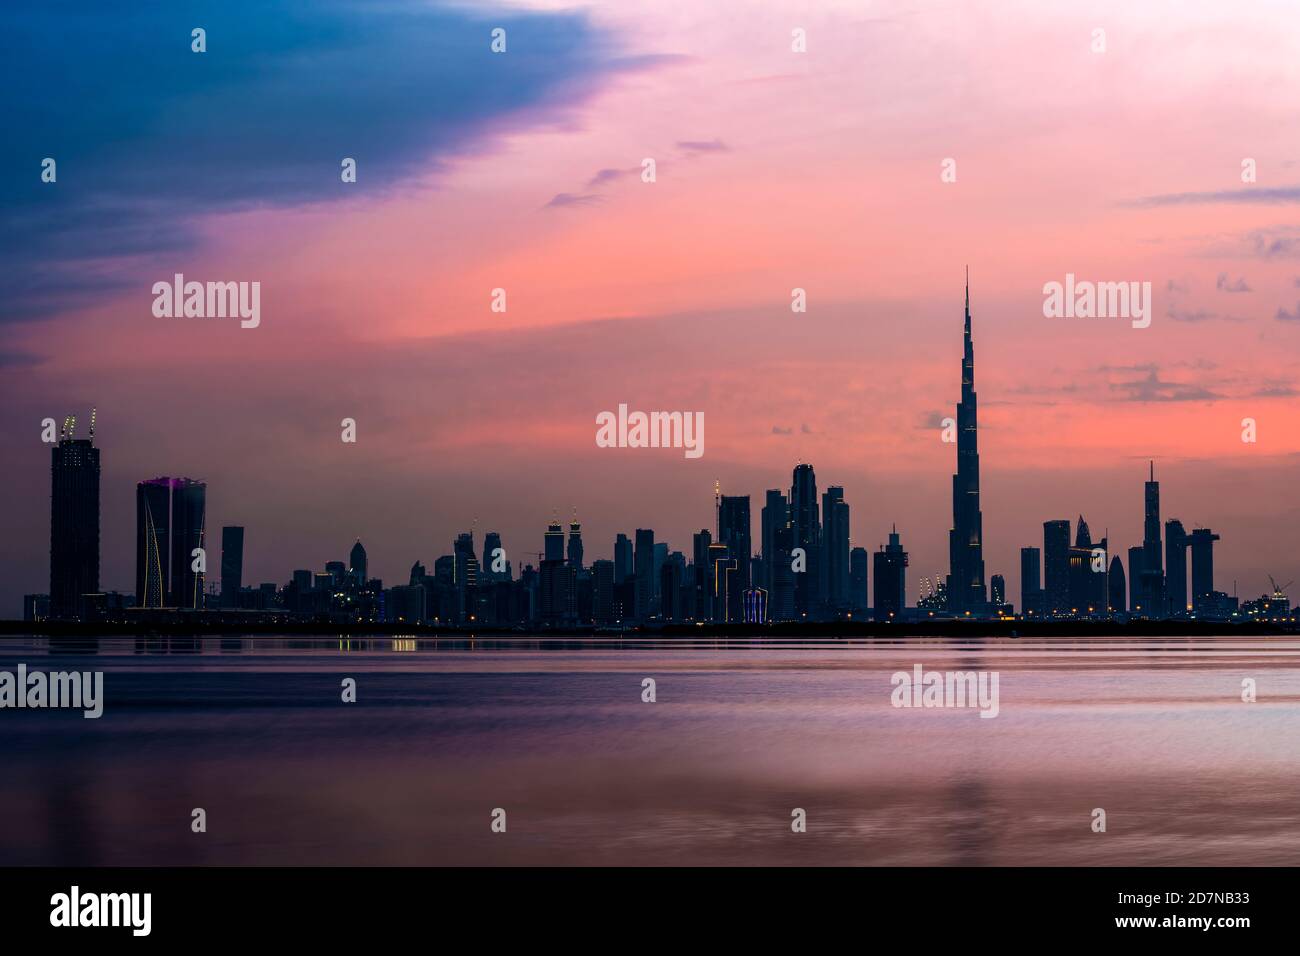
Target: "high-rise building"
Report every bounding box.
[1127,546,1146,614]
[614,534,634,583]
[1165,519,1188,616]
[1020,547,1041,616]
[49,411,100,619]
[872,525,908,621]
[990,574,1006,606]
[821,487,850,614]
[349,539,367,587]
[759,489,787,593]
[483,531,505,582]
[1108,555,1127,614]
[1043,520,1071,616]
[544,521,565,563]
[1067,516,1105,615]
[947,272,987,614]
[718,494,751,622]
[592,559,616,625]
[789,463,820,618]
[567,519,584,570]
[135,477,206,609]
[453,532,479,622]
[1189,528,1220,611]
[221,526,244,607]
[634,529,655,620]
[769,525,796,622]
[850,546,869,614]
[1141,462,1165,616]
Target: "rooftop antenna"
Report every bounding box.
[89,407,97,442]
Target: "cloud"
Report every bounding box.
[1166,278,1190,293]
[1245,227,1300,259]
[545,192,602,209]
[677,139,729,154]
[1215,273,1251,293]
[1166,307,1245,323]
[1253,384,1299,397]
[1276,302,1300,322]
[1124,186,1300,207]
[1,0,639,321]
[800,423,814,434]
[771,425,793,435]
[586,167,635,188]
[1108,366,1221,403]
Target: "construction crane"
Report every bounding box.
[1268,575,1293,599]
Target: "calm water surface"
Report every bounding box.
[1,634,1297,866]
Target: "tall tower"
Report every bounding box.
[50,410,100,618]
[1141,462,1165,615]
[789,463,820,618]
[947,270,987,613]
[135,476,205,609]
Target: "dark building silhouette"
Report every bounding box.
[49,412,100,619]
[220,526,244,607]
[1127,545,1146,614]
[873,525,908,620]
[1141,462,1165,615]
[1165,519,1188,616]
[947,272,987,614]
[1043,520,1071,615]
[592,559,616,625]
[634,529,655,620]
[990,574,1006,606]
[349,539,367,587]
[759,489,787,594]
[770,525,795,621]
[718,494,751,622]
[789,463,820,618]
[453,532,478,622]
[1067,516,1106,615]
[544,521,565,563]
[1108,554,1126,614]
[567,519,583,570]
[614,533,634,583]
[136,476,206,608]
[1020,547,1041,616]
[821,487,850,614]
[850,546,869,614]
[482,531,505,582]
[1189,527,1220,611]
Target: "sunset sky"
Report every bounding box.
[4,0,1300,615]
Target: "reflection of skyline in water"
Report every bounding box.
[1,636,1298,866]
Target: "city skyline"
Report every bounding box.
[27,283,1280,625]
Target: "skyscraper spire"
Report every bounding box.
[948,271,986,614]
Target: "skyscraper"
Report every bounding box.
[1043,520,1071,616]
[947,272,987,614]
[567,519,584,570]
[135,477,206,609]
[759,489,787,593]
[1141,462,1165,616]
[718,494,752,623]
[1108,554,1127,614]
[49,411,100,619]
[614,533,634,583]
[850,546,869,615]
[483,531,505,581]
[873,525,908,620]
[1127,546,1146,614]
[789,463,820,618]
[349,539,367,587]
[1165,519,1188,616]
[990,574,1006,606]
[1189,527,1220,612]
[1020,547,1041,616]
[634,529,655,620]
[221,526,244,607]
[821,487,850,614]
[544,521,565,563]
